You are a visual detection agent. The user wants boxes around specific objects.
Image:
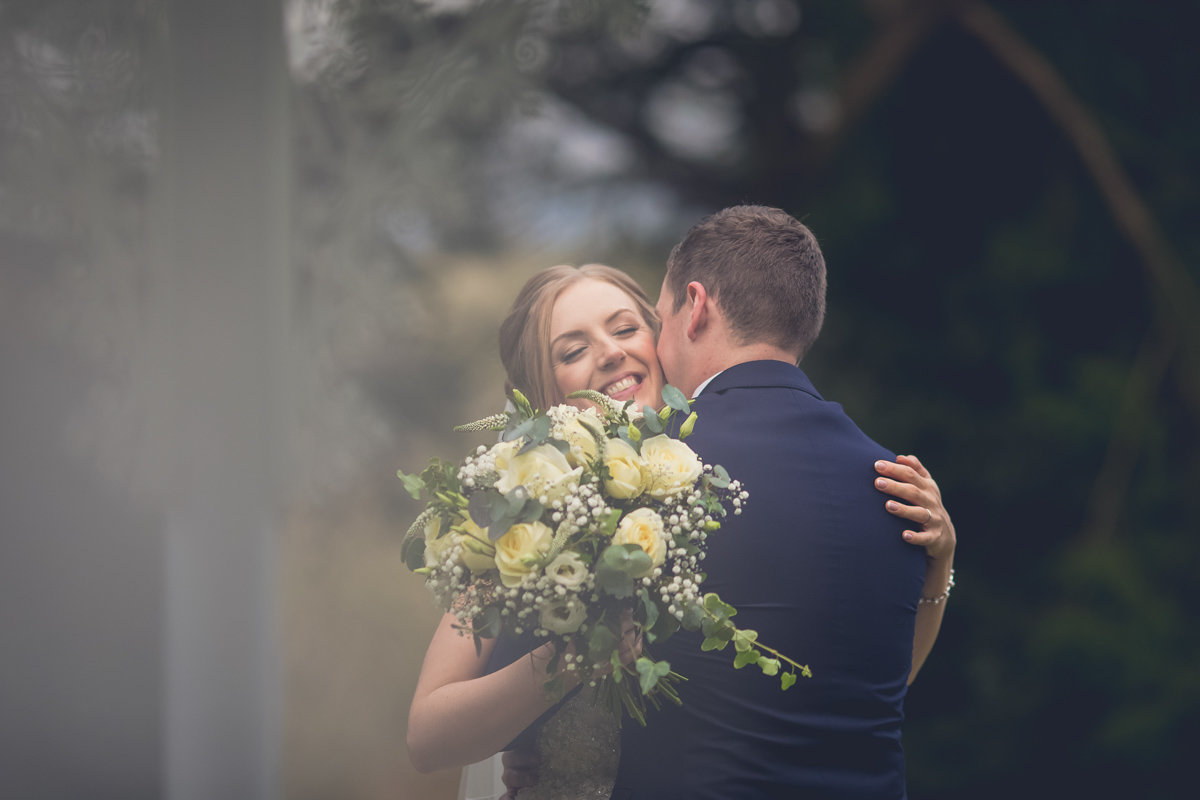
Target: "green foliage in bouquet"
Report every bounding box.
[398,387,810,725]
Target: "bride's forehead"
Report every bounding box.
[551,280,638,323]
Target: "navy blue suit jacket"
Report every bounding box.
[611,360,927,799]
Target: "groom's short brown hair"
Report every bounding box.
[663,205,826,360]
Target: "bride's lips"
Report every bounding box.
[600,373,643,401]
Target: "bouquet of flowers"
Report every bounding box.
[399,386,810,724]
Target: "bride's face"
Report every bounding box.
[548,278,665,410]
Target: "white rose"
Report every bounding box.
[495,443,582,504]
[602,437,650,500]
[612,507,668,568]
[539,597,587,635]
[544,551,589,590]
[641,435,703,499]
[494,520,554,587]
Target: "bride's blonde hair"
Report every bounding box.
[499,264,661,411]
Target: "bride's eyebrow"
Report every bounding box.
[550,308,638,349]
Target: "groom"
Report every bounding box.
[608,205,931,799]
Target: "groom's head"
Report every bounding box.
[655,205,827,391]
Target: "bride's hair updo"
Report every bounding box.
[499,263,661,410]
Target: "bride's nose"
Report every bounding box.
[597,337,626,369]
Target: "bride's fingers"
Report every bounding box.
[875,459,921,486]
[875,474,927,506]
[895,454,931,479]
[885,498,932,526]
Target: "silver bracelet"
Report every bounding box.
[918,568,955,606]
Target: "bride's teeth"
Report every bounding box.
[604,376,638,396]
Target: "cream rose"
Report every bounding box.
[612,507,668,568]
[494,520,554,587]
[554,409,602,468]
[489,439,521,473]
[454,517,497,573]
[539,597,587,635]
[495,443,582,504]
[602,438,650,499]
[424,515,496,573]
[641,434,703,499]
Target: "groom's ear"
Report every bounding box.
[685,281,708,340]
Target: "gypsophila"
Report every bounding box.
[398,385,810,726]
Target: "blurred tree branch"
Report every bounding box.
[953,0,1200,540]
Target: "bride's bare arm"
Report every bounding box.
[407,613,579,773]
[874,454,957,685]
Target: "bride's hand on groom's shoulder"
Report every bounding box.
[875,454,956,563]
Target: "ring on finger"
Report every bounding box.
[923,507,933,525]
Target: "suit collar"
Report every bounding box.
[698,359,822,400]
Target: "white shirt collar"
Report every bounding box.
[691,371,724,398]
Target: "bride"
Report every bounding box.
[407,263,956,800]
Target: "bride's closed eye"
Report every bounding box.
[558,345,586,364]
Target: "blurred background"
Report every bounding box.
[2,0,1197,798]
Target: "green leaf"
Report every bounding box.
[703,593,736,619]
[475,606,501,640]
[679,602,704,631]
[467,492,493,528]
[701,636,728,651]
[396,469,425,500]
[598,508,623,538]
[758,657,780,677]
[516,416,553,454]
[780,672,797,690]
[662,384,690,413]
[588,624,618,665]
[641,407,665,434]
[401,535,425,571]
[648,606,680,642]
[503,417,535,443]
[637,588,660,631]
[636,658,671,695]
[734,649,760,668]
[706,464,731,489]
[595,544,652,598]
[732,629,759,653]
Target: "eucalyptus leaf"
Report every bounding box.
[637,588,659,631]
[662,384,690,412]
[649,607,681,642]
[503,417,534,443]
[588,624,618,664]
[468,492,493,527]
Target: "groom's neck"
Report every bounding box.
[680,339,798,395]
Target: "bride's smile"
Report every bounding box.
[548,278,666,410]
